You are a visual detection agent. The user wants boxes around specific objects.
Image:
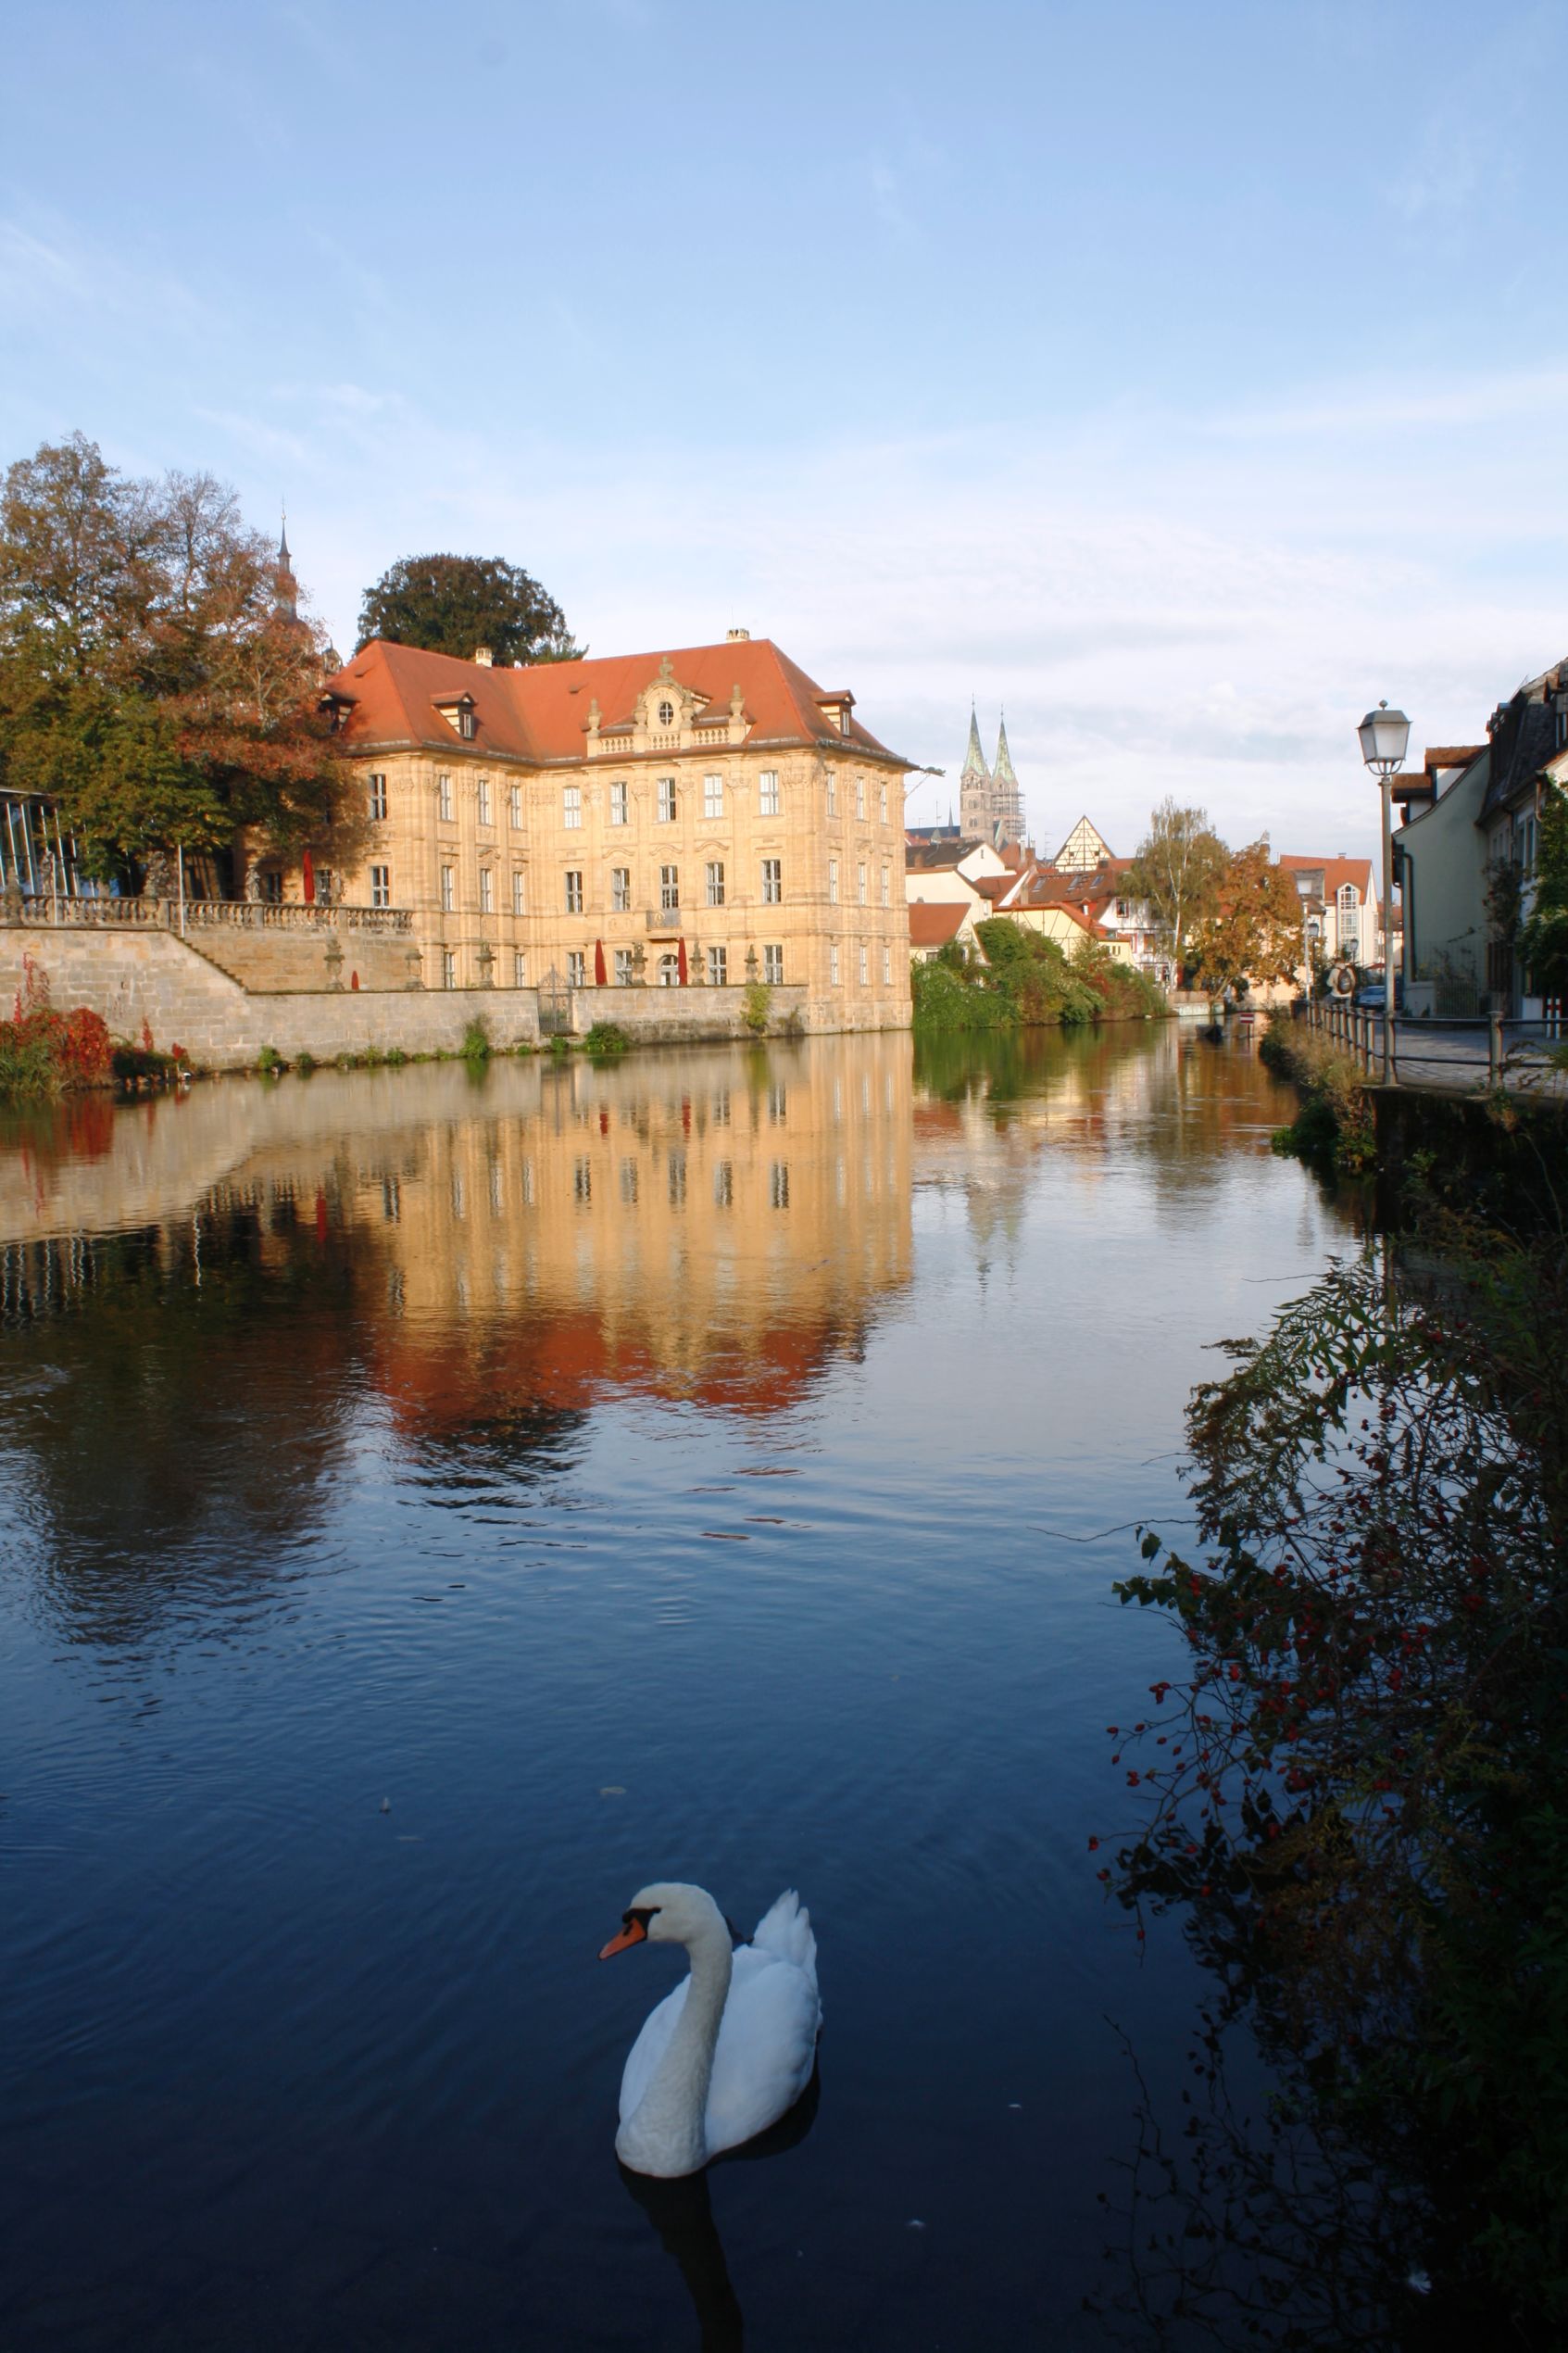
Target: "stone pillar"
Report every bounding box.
[405,949,424,990]
[324,936,345,991]
[477,941,495,988]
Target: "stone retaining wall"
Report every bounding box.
[0,926,541,1068]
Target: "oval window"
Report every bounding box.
[658,699,674,726]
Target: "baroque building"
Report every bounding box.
[957,709,1025,849]
[260,634,913,1031]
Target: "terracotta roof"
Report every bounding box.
[909,901,971,948]
[906,837,988,872]
[971,874,1015,902]
[1424,746,1483,767]
[326,637,908,768]
[1277,854,1374,899]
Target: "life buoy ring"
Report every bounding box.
[1328,963,1356,997]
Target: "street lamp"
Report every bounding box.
[1357,699,1410,1085]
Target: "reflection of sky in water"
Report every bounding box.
[0,1029,1363,2350]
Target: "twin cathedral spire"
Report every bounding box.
[959,705,1025,849]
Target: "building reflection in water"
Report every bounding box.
[0,1042,915,1630]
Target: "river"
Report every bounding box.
[1,1027,1364,2351]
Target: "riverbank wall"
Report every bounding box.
[1373,1082,1568,1231]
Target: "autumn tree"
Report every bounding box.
[357,553,581,666]
[1123,799,1229,982]
[1188,839,1304,1016]
[0,434,347,889]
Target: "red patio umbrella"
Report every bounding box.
[301,849,316,904]
[677,937,689,986]
[594,937,607,986]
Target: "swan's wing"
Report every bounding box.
[750,1888,818,1994]
[618,1975,688,2123]
[704,1944,822,2158]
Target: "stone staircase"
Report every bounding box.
[180,919,420,994]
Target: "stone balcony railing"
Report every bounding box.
[5,894,414,937]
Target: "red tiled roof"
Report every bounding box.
[1277,853,1374,898]
[326,637,907,767]
[909,901,971,948]
[1424,746,1483,767]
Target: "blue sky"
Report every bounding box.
[5,0,1567,857]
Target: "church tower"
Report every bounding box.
[274,512,300,625]
[959,705,993,840]
[991,715,1023,849]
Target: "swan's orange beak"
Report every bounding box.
[599,1917,647,1959]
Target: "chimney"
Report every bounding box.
[473,645,494,667]
[726,626,750,642]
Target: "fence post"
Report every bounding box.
[1488,1009,1503,1089]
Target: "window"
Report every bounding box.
[511,870,526,916]
[713,1160,734,1207]
[508,783,522,829]
[764,943,784,985]
[442,949,457,989]
[825,772,837,817]
[659,864,680,912]
[370,864,391,909]
[458,706,475,740]
[438,774,453,822]
[706,861,725,907]
[827,859,838,905]
[770,1161,790,1210]
[368,773,388,821]
[882,943,892,985]
[857,861,867,905]
[712,1088,731,1125]
[609,780,629,826]
[514,950,528,987]
[440,865,455,913]
[759,770,780,816]
[568,950,586,988]
[658,952,680,987]
[477,779,492,826]
[614,948,633,987]
[859,943,870,985]
[856,775,866,819]
[658,698,675,727]
[709,944,727,987]
[704,774,723,819]
[879,781,888,824]
[762,858,782,905]
[881,863,890,908]
[658,776,676,823]
[563,785,582,829]
[565,870,583,913]
[611,866,632,912]
[479,869,494,914]
[829,943,840,986]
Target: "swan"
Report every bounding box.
[599,1881,821,2179]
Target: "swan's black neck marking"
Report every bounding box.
[624,1906,659,1932]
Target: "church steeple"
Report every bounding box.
[993,713,1017,786]
[275,507,299,625]
[960,703,989,784]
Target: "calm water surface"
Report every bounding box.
[1,1028,1362,2350]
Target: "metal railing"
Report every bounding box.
[1304,997,1566,1096]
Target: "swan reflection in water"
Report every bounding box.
[618,2066,822,2351]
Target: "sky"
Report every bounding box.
[4,0,1567,860]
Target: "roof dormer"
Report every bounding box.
[433,690,477,741]
[815,689,855,737]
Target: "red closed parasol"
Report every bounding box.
[595,937,607,986]
[302,849,316,904]
[677,937,689,986]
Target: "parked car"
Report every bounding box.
[1354,977,1404,1013]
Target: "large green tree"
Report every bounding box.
[1519,783,1568,1000]
[0,434,346,887]
[1123,798,1229,981]
[356,552,581,665]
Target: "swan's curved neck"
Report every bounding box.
[624,1917,733,2174]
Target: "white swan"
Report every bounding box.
[600,1881,821,2179]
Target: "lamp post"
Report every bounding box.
[1356,699,1411,1085]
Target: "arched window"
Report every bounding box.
[658,952,681,988]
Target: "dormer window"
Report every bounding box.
[815,689,855,738]
[433,693,477,740]
[658,699,675,727]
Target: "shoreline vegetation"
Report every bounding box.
[1101,1104,1568,2341]
[911,920,1168,1030]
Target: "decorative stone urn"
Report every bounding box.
[476,941,495,988]
[324,936,345,991]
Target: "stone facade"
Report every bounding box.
[260,636,913,1035]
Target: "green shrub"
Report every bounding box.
[583,1021,631,1055]
[742,980,771,1034]
[1262,1014,1375,1174]
[384,1045,408,1066]
[460,1013,492,1061]
[257,1045,284,1076]
[295,1050,317,1076]
[546,1033,571,1057]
